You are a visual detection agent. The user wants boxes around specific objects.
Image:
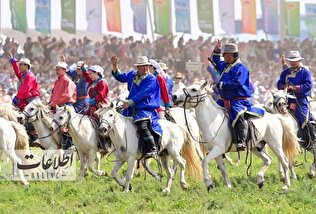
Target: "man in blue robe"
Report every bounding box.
[111,55,162,158]
[277,51,315,149]
[211,41,264,151]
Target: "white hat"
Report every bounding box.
[134,56,151,67]
[159,62,169,70]
[76,61,84,68]
[19,58,31,67]
[285,51,303,62]
[89,65,104,76]
[223,43,239,53]
[55,61,68,70]
[149,59,163,73]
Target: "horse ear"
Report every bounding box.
[110,102,114,108]
[200,80,209,90]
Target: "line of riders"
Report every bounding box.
[4,42,316,159]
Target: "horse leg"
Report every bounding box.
[87,150,105,176]
[7,150,29,185]
[172,153,188,190]
[214,155,232,188]
[309,161,316,178]
[123,158,136,192]
[270,146,290,190]
[95,151,107,176]
[161,155,173,194]
[78,151,86,178]
[252,147,273,188]
[111,160,125,187]
[203,146,223,190]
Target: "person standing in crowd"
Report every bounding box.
[50,61,77,150]
[111,55,162,158]
[159,62,174,101]
[277,51,316,149]
[172,72,186,94]
[7,51,41,146]
[211,40,264,151]
[149,59,172,119]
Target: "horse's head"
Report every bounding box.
[172,81,209,108]
[271,90,295,115]
[50,105,72,131]
[96,102,116,136]
[18,100,42,124]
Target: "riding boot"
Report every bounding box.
[143,136,157,158]
[307,122,316,150]
[61,134,73,150]
[99,135,112,152]
[234,117,248,151]
[135,120,157,158]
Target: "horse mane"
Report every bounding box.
[0,103,18,122]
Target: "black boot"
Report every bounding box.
[135,120,157,158]
[27,122,39,147]
[306,122,316,150]
[234,116,248,151]
[61,134,73,150]
[143,136,157,158]
[99,135,112,151]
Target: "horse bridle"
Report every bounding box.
[21,108,38,123]
[183,88,207,108]
[52,109,72,129]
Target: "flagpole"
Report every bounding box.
[147,0,155,42]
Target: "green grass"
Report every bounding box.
[1,151,315,213]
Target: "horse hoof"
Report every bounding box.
[258,181,264,189]
[162,189,170,194]
[308,172,315,179]
[282,185,289,191]
[207,183,215,191]
[181,183,189,190]
[21,181,29,186]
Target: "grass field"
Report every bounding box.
[0,150,315,213]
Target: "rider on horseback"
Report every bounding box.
[111,55,162,158]
[81,64,111,150]
[50,61,77,150]
[210,40,264,151]
[277,51,316,149]
[8,51,41,147]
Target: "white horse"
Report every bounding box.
[271,90,316,177]
[50,105,108,178]
[96,104,203,193]
[0,104,34,185]
[172,81,300,190]
[18,100,61,150]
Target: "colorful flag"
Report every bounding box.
[219,0,235,34]
[104,0,122,32]
[305,4,316,38]
[175,0,191,33]
[86,0,102,33]
[61,0,76,34]
[261,0,278,34]
[284,2,300,37]
[131,0,147,34]
[153,0,171,35]
[197,0,214,34]
[241,0,256,34]
[10,0,27,33]
[35,0,51,33]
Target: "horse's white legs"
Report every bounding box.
[202,146,224,190]
[88,150,105,176]
[161,155,173,194]
[214,156,232,188]
[309,161,316,177]
[173,153,188,190]
[7,150,29,185]
[78,151,86,178]
[123,157,136,192]
[111,160,125,187]
[252,148,273,188]
[270,146,290,190]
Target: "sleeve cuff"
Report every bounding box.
[165,103,172,109]
[127,99,134,107]
[295,85,301,92]
[82,66,87,73]
[88,98,96,105]
[112,69,121,77]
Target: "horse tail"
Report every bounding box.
[278,116,300,163]
[10,121,30,151]
[199,131,208,157]
[181,130,203,180]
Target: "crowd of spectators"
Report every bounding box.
[1,34,316,104]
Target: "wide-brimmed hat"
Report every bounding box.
[76,61,84,68]
[285,51,303,62]
[223,43,239,54]
[55,62,68,70]
[159,62,169,70]
[134,56,151,66]
[19,58,31,67]
[174,72,183,79]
